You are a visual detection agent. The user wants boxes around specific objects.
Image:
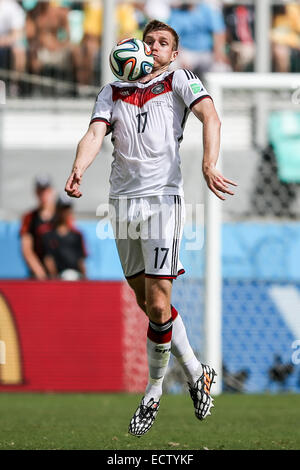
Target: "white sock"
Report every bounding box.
[171,306,202,385]
[143,376,164,404]
[143,318,172,403]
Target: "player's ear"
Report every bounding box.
[170,50,178,62]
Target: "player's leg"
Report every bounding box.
[141,195,201,388]
[109,197,162,436]
[170,304,202,385]
[129,196,182,435]
[127,275,202,385]
[127,273,146,313]
[127,273,217,426]
[129,196,180,407]
[170,304,216,420]
[143,277,173,404]
[128,277,173,437]
[127,279,217,423]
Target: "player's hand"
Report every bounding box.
[203,165,237,201]
[65,168,83,198]
[33,267,48,280]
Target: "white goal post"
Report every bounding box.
[204,73,300,395]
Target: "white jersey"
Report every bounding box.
[91,69,211,198]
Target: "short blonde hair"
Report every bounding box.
[143,20,179,51]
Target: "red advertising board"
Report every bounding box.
[0,281,126,391]
[0,281,148,392]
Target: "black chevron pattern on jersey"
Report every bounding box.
[183,69,198,80]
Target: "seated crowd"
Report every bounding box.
[0,0,300,97]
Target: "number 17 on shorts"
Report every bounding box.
[141,195,185,280]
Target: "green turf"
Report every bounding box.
[0,393,299,450]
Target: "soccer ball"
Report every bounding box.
[109,38,154,82]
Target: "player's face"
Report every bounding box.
[57,207,73,225]
[36,187,55,207]
[144,30,178,70]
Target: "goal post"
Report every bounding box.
[101,0,117,86]
[204,72,300,395]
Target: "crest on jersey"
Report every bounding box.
[151,83,165,95]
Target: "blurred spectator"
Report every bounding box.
[222,364,249,393]
[0,0,26,94]
[67,3,84,46]
[42,194,87,280]
[169,2,230,76]
[20,176,56,280]
[224,2,255,72]
[271,3,300,73]
[73,1,138,86]
[132,1,148,34]
[144,0,171,23]
[77,0,102,85]
[268,354,294,391]
[26,1,72,83]
[118,1,139,40]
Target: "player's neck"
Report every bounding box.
[140,64,170,83]
[56,224,70,236]
[39,205,55,220]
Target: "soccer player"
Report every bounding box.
[65,20,237,436]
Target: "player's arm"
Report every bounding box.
[21,233,48,280]
[78,258,86,279]
[43,255,57,279]
[77,232,87,279]
[192,98,237,200]
[65,121,107,198]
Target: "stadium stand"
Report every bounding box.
[1,1,300,396]
[268,111,300,183]
[1,1,300,99]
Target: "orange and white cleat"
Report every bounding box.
[188,364,217,420]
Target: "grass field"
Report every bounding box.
[0,392,299,450]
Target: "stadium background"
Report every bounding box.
[1,0,300,401]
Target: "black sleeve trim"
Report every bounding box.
[90,117,111,126]
[189,95,213,110]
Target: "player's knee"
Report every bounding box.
[147,301,169,324]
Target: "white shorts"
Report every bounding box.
[109,195,185,279]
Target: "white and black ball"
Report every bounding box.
[110,38,154,82]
